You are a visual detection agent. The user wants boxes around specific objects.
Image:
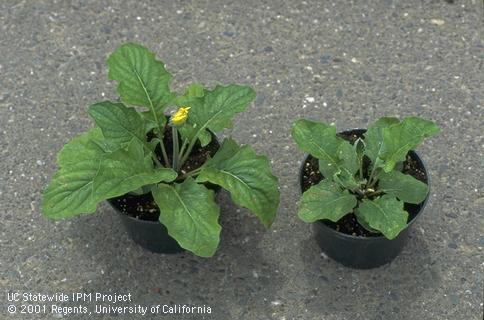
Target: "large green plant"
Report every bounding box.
[292,117,439,239]
[42,43,280,257]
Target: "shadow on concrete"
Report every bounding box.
[298,226,436,319]
[68,191,283,319]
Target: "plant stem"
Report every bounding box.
[179,138,189,159]
[151,153,163,167]
[354,189,365,197]
[159,137,170,167]
[149,108,170,167]
[178,130,202,168]
[141,140,163,167]
[176,167,203,182]
[172,127,179,171]
[359,159,364,181]
[367,168,381,189]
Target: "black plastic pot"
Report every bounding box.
[108,130,220,254]
[110,201,184,253]
[299,129,431,269]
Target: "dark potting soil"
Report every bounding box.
[300,130,428,237]
[109,127,220,221]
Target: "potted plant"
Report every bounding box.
[292,117,439,268]
[42,43,280,257]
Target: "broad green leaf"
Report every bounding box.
[332,170,363,191]
[379,170,428,204]
[177,122,212,147]
[196,138,280,228]
[379,117,439,172]
[291,119,339,176]
[93,139,177,199]
[141,110,166,134]
[43,161,103,219]
[355,195,408,239]
[187,85,255,141]
[363,117,399,165]
[43,129,110,219]
[197,129,212,147]
[202,137,239,166]
[107,43,174,118]
[175,85,212,147]
[88,101,145,146]
[291,119,358,186]
[355,213,379,233]
[333,140,361,190]
[57,128,115,166]
[298,179,357,223]
[174,83,205,106]
[185,83,204,98]
[337,140,359,174]
[152,178,221,257]
[43,131,176,220]
[147,137,161,152]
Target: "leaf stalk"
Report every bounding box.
[172,126,180,171]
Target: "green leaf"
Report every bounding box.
[43,129,176,220]
[291,119,358,184]
[93,139,177,199]
[152,178,221,257]
[196,138,280,228]
[187,84,255,141]
[337,140,359,174]
[332,170,362,191]
[43,129,110,219]
[88,101,145,146]
[57,128,115,166]
[147,137,161,152]
[43,161,102,219]
[107,43,174,118]
[354,137,366,180]
[355,195,408,239]
[379,170,429,204]
[201,136,240,166]
[355,213,379,233]
[291,119,338,177]
[354,137,365,159]
[332,140,361,190]
[141,110,166,134]
[379,117,439,172]
[175,85,212,147]
[196,130,212,147]
[298,179,357,223]
[174,83,205,106]
[177,122,212,147]
[363,117,399,165]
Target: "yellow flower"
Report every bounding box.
[171,107,190,126]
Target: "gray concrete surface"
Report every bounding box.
[1,1,483,319]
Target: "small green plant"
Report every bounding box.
[292,117,439,239]
[42,43,280,257]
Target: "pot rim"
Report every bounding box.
[107,200,162,224]
[298,128,431,241]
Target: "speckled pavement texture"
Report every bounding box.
[1,1,483,319]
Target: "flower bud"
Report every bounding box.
[170,107,190,126]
